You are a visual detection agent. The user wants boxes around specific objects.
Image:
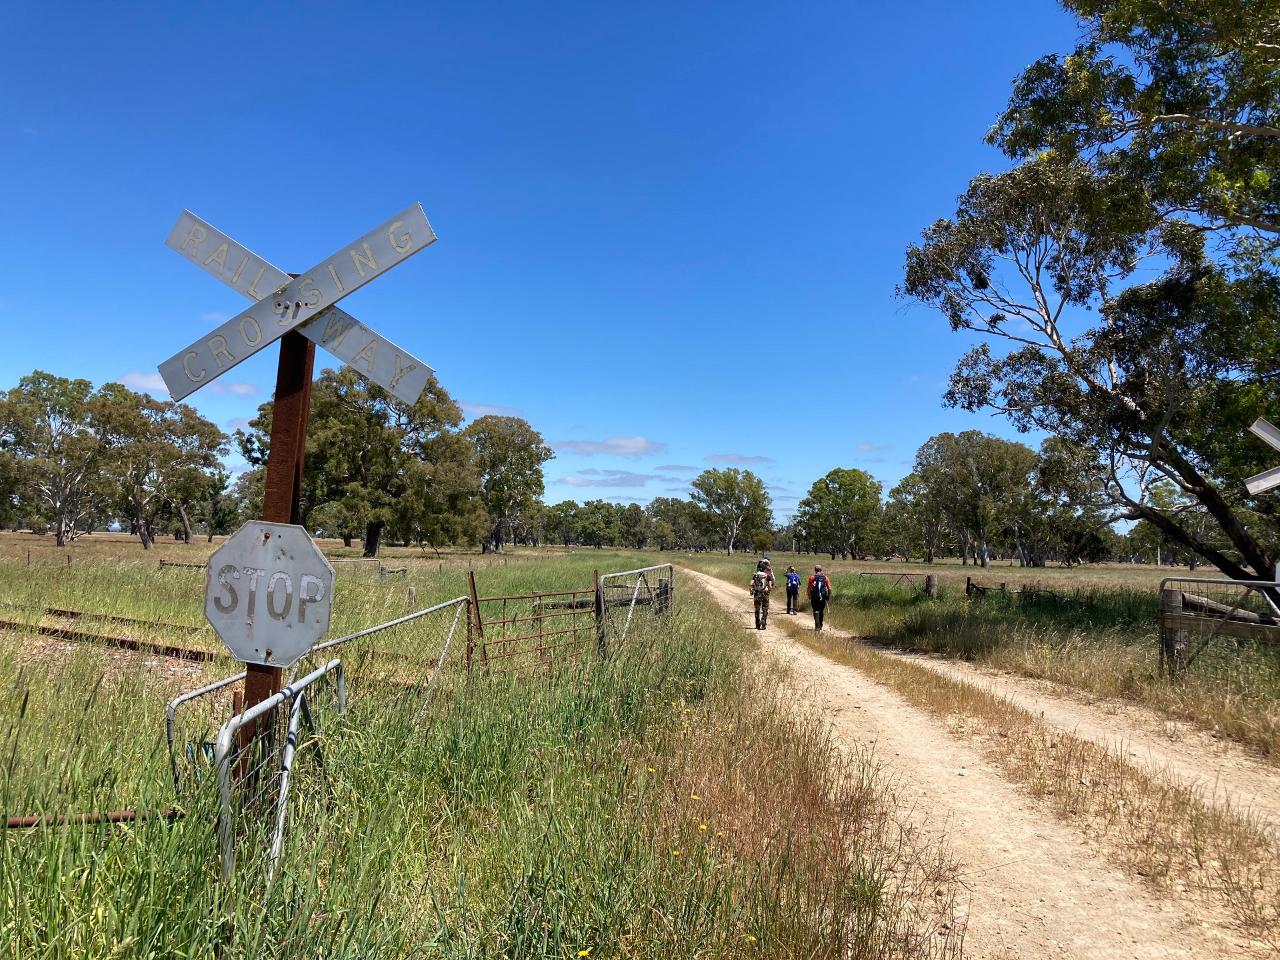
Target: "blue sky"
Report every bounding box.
[0,1,1078,519]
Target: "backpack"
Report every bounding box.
[811,574,829,603]
[752,571,771,595]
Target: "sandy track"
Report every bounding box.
[890,651,1280,826]
[687,568,1261,960]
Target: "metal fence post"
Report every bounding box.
[467,570,484,671]
[594,569,606,658]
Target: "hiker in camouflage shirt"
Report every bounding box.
[750,558,774,630]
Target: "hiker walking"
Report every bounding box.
[749,558,774,630]
[808,565,832,630]
[784,565,801,614]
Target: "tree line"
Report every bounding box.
[0,366,1264,571]
[0,368,554,556]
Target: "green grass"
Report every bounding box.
[0,553,960,959]
[673,552,1280,761]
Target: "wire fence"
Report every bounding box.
[1158,578,1280,684]
[164,562,679,881]
[599,563,676,647]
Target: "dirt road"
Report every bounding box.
[687,568,1265,960]
[895,650,1280,826]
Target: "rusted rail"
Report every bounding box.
[5,807,184,829]
[0,617,217,662]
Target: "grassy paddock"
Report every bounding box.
[0,553,960,959]
[672,552,1280,760]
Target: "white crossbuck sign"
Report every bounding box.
[158,204,436,404]
[1246,418,1280,496]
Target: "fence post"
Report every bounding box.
[1158,586,1188,677]
[594,569,606,658]
[407,586,416,612]
[925,574,937,599]
[467,570,484,670]
[965,576,972,598]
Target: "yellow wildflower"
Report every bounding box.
[698,823,708,831]
[578,951,591,958]
[745,934,758,943]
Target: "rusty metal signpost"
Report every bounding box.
[156,204,438,744]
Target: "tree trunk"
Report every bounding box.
[177,503,193,544]
[363,520,383,558]
[342,533,353,548]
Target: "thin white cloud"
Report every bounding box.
[462,401,523,419]
[209,381,258,397]
[224,417,253,433]
[118,372,169,396]
[656,464,697,473]
[857,442,890,453]
[201,311,230,324]
[555,436,666,458]
[560,469,676,488]
[705,453,774,465]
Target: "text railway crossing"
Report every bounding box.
[159,204,436,404]
[155,203,439,749]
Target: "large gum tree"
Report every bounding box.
[901,0,1280,582]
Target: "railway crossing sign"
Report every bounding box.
[1246,418,1280,496]
[158,204,436,403]
[205,521,334,668]
[156,201,441,737]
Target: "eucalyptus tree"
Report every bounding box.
[903,0,1280,580]
[902,155,1279,579]
[463,415,553,554]
[92,384,226,548]
[0,372,111,545]
[239,368,479,556]
[991,0,1280,252]
[689,468,771,556]
[795,468,882,560]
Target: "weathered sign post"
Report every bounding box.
[157,204,437,740]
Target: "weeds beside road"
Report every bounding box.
[0,554,962,959]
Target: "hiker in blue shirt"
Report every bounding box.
[784,565,801,614]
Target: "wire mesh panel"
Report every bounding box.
[599,564,676,646]
[166,671,246,801]
[1158,578,1280,683]
[294,596,470,705]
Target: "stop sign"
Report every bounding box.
[205,521,335,667]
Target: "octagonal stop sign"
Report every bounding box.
[205,521,335,667]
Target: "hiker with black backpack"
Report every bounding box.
[749,559,774,630]
[808,565,832,630]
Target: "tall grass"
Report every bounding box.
[0,558,960,959]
